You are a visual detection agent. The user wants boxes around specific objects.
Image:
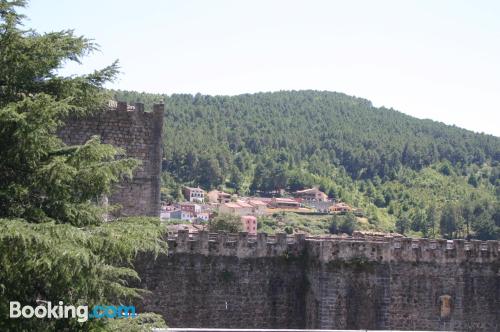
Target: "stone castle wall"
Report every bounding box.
[136,231,500,331]
[57,101,164,217]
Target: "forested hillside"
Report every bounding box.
[113,90,500,239]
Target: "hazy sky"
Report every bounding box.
[24,0,499,136]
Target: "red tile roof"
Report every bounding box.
[247,199,268,206]
[235,200,252,208]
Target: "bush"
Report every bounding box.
[339,213,357,235]
[209,214,242,233]
[329,213,357,235]
[329,216,339,234]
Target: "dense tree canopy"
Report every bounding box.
[114,90,499,182]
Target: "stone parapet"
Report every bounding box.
[166,230,500,263]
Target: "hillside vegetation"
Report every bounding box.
[113,90,500,240]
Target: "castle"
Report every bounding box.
[136,231,500,331]
[57,103,499,331]
[57,101,164,217]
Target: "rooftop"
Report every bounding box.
[295,188,322,194]
[273,198,300,204]
[184,186,205,192]
[247,199,268,206]
[179,202,201,206]
[235,200,253,208]
[209,190,232,197]
[224,202,243,209]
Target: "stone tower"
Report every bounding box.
[57,101,164,217]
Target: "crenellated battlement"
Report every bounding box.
[107,100,163,116]
[139,230,500,330]
[107,100,164,114]
[166,230,500,263]
[167,230,306,258]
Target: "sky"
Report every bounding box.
[23,0,500,136]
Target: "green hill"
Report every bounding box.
[112,90,500,239]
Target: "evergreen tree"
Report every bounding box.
[440,203,461,239]
[0,1,167,330]
[426,205,439,238]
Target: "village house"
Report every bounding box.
[179,202,202,214]
[160,209,182,221]
[304,200,335,213]
[181,211,195,221]
[195,212,210,222]
[176,202,212,222]
[330,202,352,213]
[182,186,205,203]
[269,197,301,209]
[246,199,268,216]
[207,190,232,204]
[241,215,257,235]
[294,187,328,201]
[219,201,254,216]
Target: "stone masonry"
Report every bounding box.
[57,101,164,217]
[136,232,500,331]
